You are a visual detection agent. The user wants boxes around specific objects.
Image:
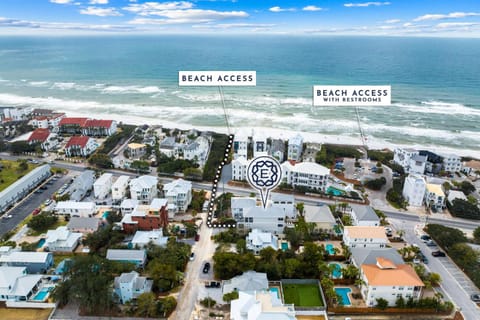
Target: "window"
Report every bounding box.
[399,287,404,290]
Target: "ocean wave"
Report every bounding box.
[101,85,164,94]
[51,82,76,90]
[395,101,480,116]
[0,92,479,156]
[29,81,50,87]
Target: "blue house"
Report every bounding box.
[0,251,54,274]
[106,249,147,268]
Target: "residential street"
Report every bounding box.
[170,212,217,320]
[389,218,480,320]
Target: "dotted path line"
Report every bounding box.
[206,134,236,229]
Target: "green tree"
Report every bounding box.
[376,297,389,310]
[136,292,158,317]
[200,297,216,308]
[18,160,29,171]
[236,239,247,254]
[460,181,476,195]
[51,255,116,315]
[223,291,239,303]
[473,226,480,244]
[88,153,113,168]
[448,199,480,220]
[148,261,178,292]
[342,265,359,280]
[296,202,305,216]
[427,273,442,287]
[395,296,406,308]
[283,258,301,278]
[159,296,177,317]
[27,213,58,233]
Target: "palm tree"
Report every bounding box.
[343,265,360,280]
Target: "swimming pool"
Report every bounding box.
[269,287,280,299]
[32,287,52,301]
[102,211,109,219]
[335,287,352,306]
[329,263,342,279]
[281,242,289,251]
[37,238,45,248]
[327,186,345,196]
[325,244,335,255]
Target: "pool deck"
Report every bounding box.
[334,285,365,307]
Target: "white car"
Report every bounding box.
[189,252,195,261]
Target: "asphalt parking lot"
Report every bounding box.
[0,173,71,238]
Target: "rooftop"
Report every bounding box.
[349,204,380,222]
[304,204,335,224]
[426,183,445,197]
[59,117,88,126]
[66,217,100,231]
[362,263,424,287]
[127,143,146,149]
[344,226,388,239]
[66,136,90,148]
[28,128,51,142]
[106,249,146,262]
[283,161,330,176]
[84,119,113,128]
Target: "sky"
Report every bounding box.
[0,0,480,36]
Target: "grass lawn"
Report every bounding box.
[283,284,324,307]
[0,307,52,320]
[0,160,38,192]
[53,253,76,267]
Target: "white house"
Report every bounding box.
[360,258,424,306]
[64,136,98,157]
[223,271,268,295]
[350,247,405,269]
[127,143,147,159]
[231,291,296,320]
[114,271,153,304]
[94,173,113,199]
[231,197,257,220]
[237,206,286,234]
[288,134,303,161]
[184,136,210,166]
[131,229,169,248]
[304,204,336,230]
[270,193,295,219]
[442,154,462,172]
[253,132,268,158]
[0,266,43,302]
[246,229,278,255]
[44,226,82,252]
[129,175,158,204]
[393,148,426,174]
[28,128,58,151]
[425,183,445,211]
[163,179,192,213]
[0,164,51,213]
[343,226,388,248]
[233,131,249,159]
[112,175,130,202]
[231,156,249,181]
[55,201,96,218]
[120,199,139,215]
[281,161,330,192]
[348,204,380,226]
[403,174,427,207]
[2,106,32,122]
[68,170,95,202]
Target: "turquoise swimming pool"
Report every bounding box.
[335,287,352,306]
[269,287,280,299]
[37,238,45,248]
[326,243,335,255]
[327,186,345,196]
[32,287,52,301]
[329,263,342,279]
[102,211,109,219]
[281,242,288,251]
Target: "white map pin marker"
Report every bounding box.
[247,156,282,209]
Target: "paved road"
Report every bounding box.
[171,212,217,320]
[0,174,71,238]
[389,218,480,320]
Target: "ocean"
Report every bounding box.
[0,35,479,157]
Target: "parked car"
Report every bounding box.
[40,185,48,190]
[43,199,53,206]
[426,240,436,247]
[420,235,431,242]
[34,189,43,194]
[32,208,41,216]
[195,234,200,241]
[205,281,221,288]
[432,250,446,257]
[203,262,211,274]
[189,252,195,261]
[471,293,480,302]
